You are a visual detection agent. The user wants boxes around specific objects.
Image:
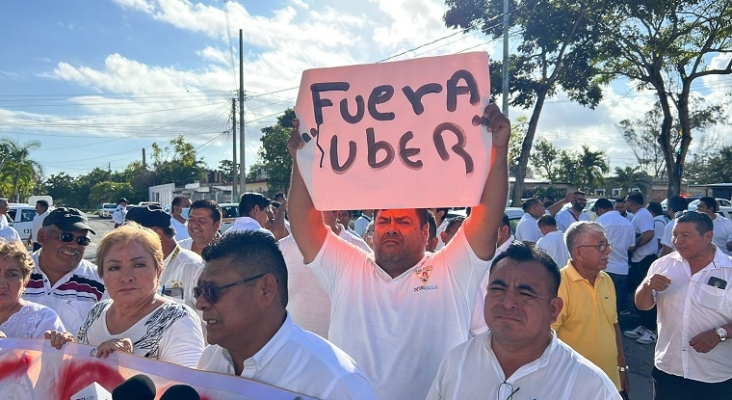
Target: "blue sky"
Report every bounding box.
[1,0,730,179]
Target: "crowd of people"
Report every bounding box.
[0,104,729,399]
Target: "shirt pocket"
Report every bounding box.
[693,283,726,311]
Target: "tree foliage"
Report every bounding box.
[610,166,653,197]
[0,138,43,202]
[151,135,206,186]
[258,109,295,197]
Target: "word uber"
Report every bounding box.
[305,70,485,175]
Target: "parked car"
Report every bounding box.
[98,203,117,218]
[218,203,239,234]
[7,203,37,241]
[688,198,732,211]
[446,207,524,234]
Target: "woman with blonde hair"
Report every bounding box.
[0,240,65,338]
[46,223,204,367]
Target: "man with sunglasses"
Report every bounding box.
[23,207,105,336]
[286,104,509,400]
[552,221,630,397]
[195,231,377,399]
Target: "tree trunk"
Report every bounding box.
[510,87,549,207]
[674,79,694,197]
[646,60,678,198]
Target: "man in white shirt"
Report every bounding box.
[126,205,203,310]
[27,199,51,251]
[696,197,732,256]
[647,201,667,255]
[285,104,510,400]
[614,198,634,221]
[0,198,21,242]
[515,198,545,244]
[660,196,689,257]
[179,199,222,256]
[195,231,376,399]
[429,207,451,251]
[170,195,191,241]
[624,191,659,345]
[536,215,569,268]
[354,210,373,237]
[556,191,590,232]
[112,198,128,228]
[440,216,465,248]
[224,192,274,237]
[427,243,620,400]
[595,198,635,315]
[635,211,732,399]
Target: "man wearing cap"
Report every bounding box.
[112,198,128,228]
[23,207,104,335]
[126,205,203,310]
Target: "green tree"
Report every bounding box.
[508,116,529,177]
[0,138,43,202]
[445,0,610,206]
[611,166,652,197]
[578,146,608,190]
[217,159,238,183]
[258,109,295,196]
[123,160,156,202]
[555,150,583,188]
[42,173,79,206]
[152,136,206,186]
[529,138,558,181]
[89,181,135,207]
[600,0,732,196]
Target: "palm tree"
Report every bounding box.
[613,166,652,197]
[579,145,609,190]
[0,138,43,202]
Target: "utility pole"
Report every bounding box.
[502,0,510,116]
[231,98,238,201]
[108,162,112,181]
[142,148,146,168]
[239,29,246,196]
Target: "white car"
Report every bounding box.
[688,198,732,211]
[446,207,524,234]
[218,203,239,234]
[97,203,117,218]
[7,203,37,241]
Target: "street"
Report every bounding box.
[83,214,115,261]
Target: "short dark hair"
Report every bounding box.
[490,242,561,297]
[375,209,430,227]
[36,200,49,210]
[699,197,719,213]
[435,208,450,222]
[573,191,585,196]
[172,196,189,207]
[190,199,222,223]
[594,198,613,211]
[500,214,510,229]
[668,196,689,214]
[614,198,626,204]
[522,198,541,212]
[537,215,557,228]
[676,211,714,235]
[647,201,663,216]
[446,216,465,232]
[427,210,437,240]
[274,192,286,202]
[201,231,288,307]
[626,192,644,205]
[239,192,270,218]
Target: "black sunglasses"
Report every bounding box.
[58,232,91,247]
[193,273,265,304]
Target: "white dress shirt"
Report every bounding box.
[597,210,635,275]
[515,213,542,243]
[170,216,190,241]
[31,209,50,242]
[556,208,590,232]
[631,208,658,262]
[223,216,273,237]
[711,215,732,255]
[537,230,570,268]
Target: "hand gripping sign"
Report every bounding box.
[294,52,492,210]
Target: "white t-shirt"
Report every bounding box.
[160,246,204,310]
[307,228,489,400]
[171,217,190,241]
[280,228,371,339]
[653,215,667,255]
[470,236,514,336]
[631,207,658,262]
[426,331,621,400]
[197,314,377,400]
[31,210,50,242]
[597,210,635,275]
[77,299,204,368]
[0,225,20,242]
[536,230,569,268]
[661,219,675,250]
[710,215,732,255]
[515,213,542,243]
[0,301,65,338]
[648,247,732,383]
[555,208,590,232]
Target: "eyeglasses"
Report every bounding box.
[193,273,265,304]
[576,242,612,252]
[498,382,520,400]
[58,232,91,247]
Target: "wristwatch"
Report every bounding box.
[618,365,629,372]
[715,326,727,342]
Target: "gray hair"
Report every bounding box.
[564,221,607,258]
[0,198,8,206]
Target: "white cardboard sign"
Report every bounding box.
[294,52,492,210]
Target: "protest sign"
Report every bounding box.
[0,339,314,400]
[294,52,492,210]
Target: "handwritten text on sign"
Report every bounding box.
[295,52,492,210]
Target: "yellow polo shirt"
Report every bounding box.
[552,262,620,389]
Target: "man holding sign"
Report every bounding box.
[287,72,509,400]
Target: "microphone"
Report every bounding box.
[160,384,201,400]
[111,374,156,400]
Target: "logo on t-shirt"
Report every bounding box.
[413,265,438,292]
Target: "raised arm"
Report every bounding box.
[287,119,330,263]
[462,104,510,261]
[270,197,289,241]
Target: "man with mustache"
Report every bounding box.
[286,104,509,400]
[552,221,630,397]
[556,191,590,232]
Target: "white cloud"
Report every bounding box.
[197,46,230,65]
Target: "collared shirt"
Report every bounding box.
[307,227,489,400]
[160,245,204,310]
[710,215,732,256]
[648,247,732,383]
[170,216,190,241]
[597,210,635,275]
[23,251,105,335]
[31,209,50,242]
[515,213,542,243]
[426,331,620,400]
[470,236,514,336]
[556,208,590,232]
[177,237,193,251]
[223,216,273,237]
[631,207,658,262]
[537,230,569,269]
[196,314,376,400]
[552,262,620,389]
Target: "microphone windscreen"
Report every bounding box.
[160,384,201,400]
[111,374,156,400]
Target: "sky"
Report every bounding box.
[0,0,730,180]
